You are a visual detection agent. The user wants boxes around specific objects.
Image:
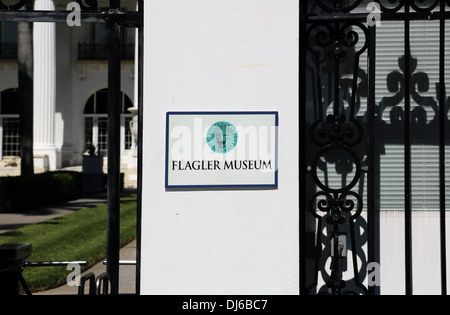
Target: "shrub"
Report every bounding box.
[0,171,83,212]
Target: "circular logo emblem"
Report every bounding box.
[206,121,238,154]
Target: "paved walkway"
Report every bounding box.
[34,239,137,295]
[0,193,137,295]
[0,193,108,234]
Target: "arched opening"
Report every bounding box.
[83,88,133,157]
[0,88,20,159]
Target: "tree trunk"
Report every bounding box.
[18,2,34,176]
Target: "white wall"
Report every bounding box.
[141,0,299,295]
[0,65,17,92]
[378,211,450,295]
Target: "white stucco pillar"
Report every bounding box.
[33,0,58,170]
[140,0,299,295]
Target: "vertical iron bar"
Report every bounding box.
[334,22,340,116]
[135,0,144,296]
[332,221,340,295]
[299,0,307,296]
[107,20,122,296]
[18,1,34,176]
[439,0,448,296]
[404,4,413,296]
[367,25,379,295]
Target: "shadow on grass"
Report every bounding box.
[35,221,62,226]
[120,199,137,205]
[0,230,24,237]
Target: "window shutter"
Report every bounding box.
[364,20,450,211]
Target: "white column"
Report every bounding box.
[131,0,140,153]
[33,0,57,170]
[55,24,74,167]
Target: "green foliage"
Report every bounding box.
[0,171,83,212]
[0,194,137,292]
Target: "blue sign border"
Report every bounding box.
[165,111,279,190]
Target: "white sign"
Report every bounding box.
[165,112,278,189]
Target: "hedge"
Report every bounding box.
[0,171,83,212]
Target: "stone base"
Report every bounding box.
[122,168,138,189]
[82,174,106,192]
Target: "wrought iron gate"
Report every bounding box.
[300,0,450,295]
[0,0,143,295]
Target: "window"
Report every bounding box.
[78,23,135,60]
[124,116,133,150]
[0,22,17,59]
[364,20,450,212]
[92,23,109,60]
[2,118,20,157]
[0,88,20,158]
[84,89,133,157]
[97,117,108,157]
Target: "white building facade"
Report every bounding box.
[0,0,138,184]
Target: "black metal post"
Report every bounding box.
[439,0,448,296]
[367,24,380,295]
[18,1,34,176]
[107,20,122,295]
[404,3,413,296]
[135,0,144,296]
[299,0,307,296]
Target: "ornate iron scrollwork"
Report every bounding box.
[376,0,439,12]
[306,20,370,295]
[376,0,407,12]
[312,0,441,14]
[311,113,363,147]
[0,0,30,11]
[303,0,450,296]
[314,0,364,13]
[307,23,368,62]
[76,0,98,11]
[409,0,439,12]
[307,22,367,149]
[0,0,98,11]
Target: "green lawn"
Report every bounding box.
[0,194,137,292]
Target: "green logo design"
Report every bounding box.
[206,121,238,154]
